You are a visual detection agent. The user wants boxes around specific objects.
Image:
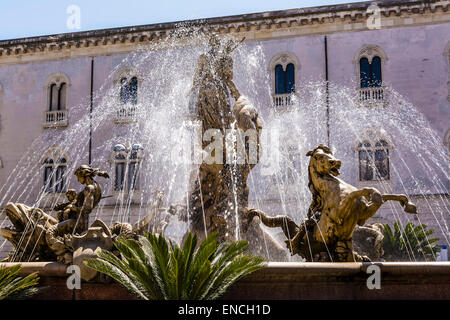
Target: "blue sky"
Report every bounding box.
[0,0,365,40]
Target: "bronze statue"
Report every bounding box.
[1,165,110,263]
[1,163,191,275]
[190,34,241,133]
[44,166,110,262]
[187,34,287,260]
[246,145,417,262]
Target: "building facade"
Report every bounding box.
[0,0,449,260]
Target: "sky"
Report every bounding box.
[0,0,366,40]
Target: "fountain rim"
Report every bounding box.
[2,261,450,278]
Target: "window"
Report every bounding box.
[113,143,143,192]
[48,82,67,111]
[46,73,69,111]
[359,56,382,88]
[354,45,387,87]
[114,68,139,123]
[354,45,388,104]
[42,154,68,193]
[269,52,300,107]
[44,74,69,127]
[275,63,295,94]
[357,140,390,181]
[120,76,138,106]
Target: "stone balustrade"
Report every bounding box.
[114,104,138,123]
[43,110,68,128]
[272,94,293,107]
[359,86,387,105]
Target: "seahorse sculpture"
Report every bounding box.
[245,144,417,262]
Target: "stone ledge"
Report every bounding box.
[2,261,450,300]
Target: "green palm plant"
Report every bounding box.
[382,221,441,261]
[0,264,40,300]
[84,232,266,300]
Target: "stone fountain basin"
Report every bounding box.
[2,261,450,300]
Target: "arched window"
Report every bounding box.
[354,45,387,105]
[359,56,382,88]
[275,63,295,94]
[46,73,69,111]
[114,68,139,123]
[269,52,300,107]
[42,151,68,193]
[357,140,390,181]
[354,45,387,89]
[119,76,138,105]
[44,74,70,127]
[113,143,143,192]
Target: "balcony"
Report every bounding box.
[272,94,294,108]
[359,87,387,106]
[114,104,138,123]
[43,110,68,128]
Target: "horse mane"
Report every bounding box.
[306,145,333,217]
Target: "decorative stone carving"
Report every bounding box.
[353,44,388,64]
[72,220,113,281]
[268,52,300,72]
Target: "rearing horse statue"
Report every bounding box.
[246,144,417,262]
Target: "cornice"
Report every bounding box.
[0,0,448,63]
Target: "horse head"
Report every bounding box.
[306,144,341,177]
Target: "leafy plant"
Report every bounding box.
[382,221,441,261]
[84,232,266,300]
[0,264,40,300]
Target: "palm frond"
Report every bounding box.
[84,231,266,300]
[382,221,441,261]
[0,264,40,300]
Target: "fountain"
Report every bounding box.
[0,29,449,299]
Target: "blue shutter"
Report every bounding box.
[120,78,128,105]
[275,65,285,94]
[360,58,370,88]
[129,77,138,105]
[371,56,382,87]
[286,63,295,93]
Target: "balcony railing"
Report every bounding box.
[114,104,138,123]
[359,87,387,105]
[272,94,294,108]
[43,110,68,128]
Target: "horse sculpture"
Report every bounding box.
[245,144,417,262]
